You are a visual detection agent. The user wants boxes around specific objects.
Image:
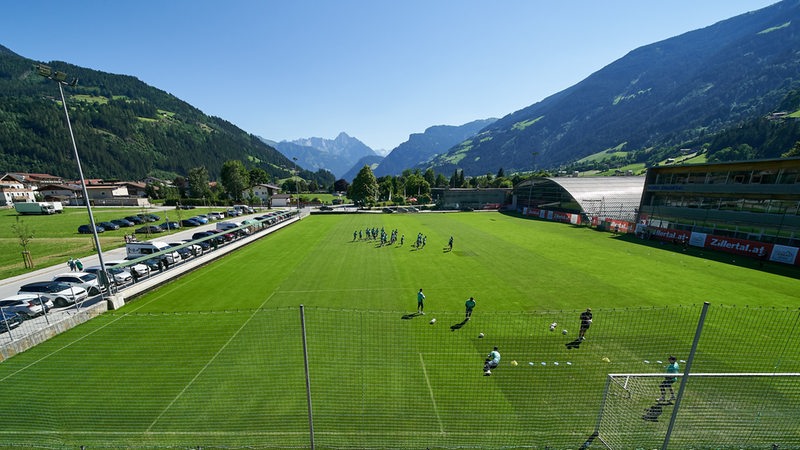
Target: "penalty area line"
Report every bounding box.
[419,352,445,434]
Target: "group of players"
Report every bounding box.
[353,226,444,251]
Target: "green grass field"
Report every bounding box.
[0,206,221,279]
[0,212,798,449]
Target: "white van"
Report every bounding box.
[125,240,181,265]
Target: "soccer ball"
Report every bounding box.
[478,332,485,338]
[562,329,568,335]
[429,318,436,324]
[510,360,518,366]
[549,322,557,331]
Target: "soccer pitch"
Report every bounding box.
[0,212,798,449]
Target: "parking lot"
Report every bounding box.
[0,208,303,349]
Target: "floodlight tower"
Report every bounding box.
[35,64,111,294]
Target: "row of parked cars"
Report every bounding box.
[3,209,296,334]
[78,213,164,234]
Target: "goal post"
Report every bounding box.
[595,372,800,450]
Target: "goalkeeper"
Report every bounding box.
[484,346,501,375]
[658,356,680,403]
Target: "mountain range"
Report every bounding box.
[2,0,800,186]
[422,0,800,175]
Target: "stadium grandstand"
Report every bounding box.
[513,176,645,229]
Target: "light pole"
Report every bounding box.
[36,64,111,294]
[292,157,300,210]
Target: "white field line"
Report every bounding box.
[146,292,276,432]
[0,312,131,383]
[419,352,445,433]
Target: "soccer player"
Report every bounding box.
[448,236,454,251]
[417,288,425,314]
[658,356,680,403]
[578,308,592,341]
[484,346,501,375]
[465,296,476,320]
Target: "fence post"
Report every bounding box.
[300,304,315,449]
[662,301,710,450]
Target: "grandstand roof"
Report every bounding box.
[516,176,645,222]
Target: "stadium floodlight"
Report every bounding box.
[35,64,111,294]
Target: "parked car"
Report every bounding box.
[129,256,162,273]
[111,218,135,228]
[84,265,133,286]
[97,221,120,230]
[137,213,160,222]
[0,310,23,333]
[161,221,181,230]
[181,218,203,227]
[0,294,48,318]
[135,225,164,234]
[184,238,210,251]
[189,215,208,224]
[107,259,151,279]
[178,204,196,210]
[212,229,236,242]
[226,209,241,217]
[17,281,88,308]
[52,272,104,295]
[167,242,195,260]
[319,205,333,211]
[125,215,145,224]
[78,224,105,234]
[208,212,226,220]
[192,231,224,246]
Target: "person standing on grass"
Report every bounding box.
[448,235,454,251]
[465,296,476,320]
[658,356,680,403]
[417,288,426,314]
[578,308,592,341]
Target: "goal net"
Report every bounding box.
[596,372,800,449]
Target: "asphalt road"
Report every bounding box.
[0,209,294,299]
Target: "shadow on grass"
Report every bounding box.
[579,431,599,449]
[565,338,583,350]
[450,318,468,331]
[401,312,423,320]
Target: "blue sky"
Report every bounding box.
[2,1,779,154]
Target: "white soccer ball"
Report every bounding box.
[429,318,436,324]
[478,332,484,338]
[562,329,568,335]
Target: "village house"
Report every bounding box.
[0,174,36,206]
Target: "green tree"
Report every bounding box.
[188,166,210,199]
[249,167,269,186]
[12,216,35,268]
[220,160,250,202]
[349,165,379,206]
[782,141,800,158]
[173,175,188,198]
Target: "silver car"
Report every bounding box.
[0,294,48,318]
[84,265,133,286]
[52,272,105,295]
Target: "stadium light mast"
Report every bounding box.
[35,64,111,294]
[293,157,300,210]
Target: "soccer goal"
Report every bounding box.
[594,372,800,450]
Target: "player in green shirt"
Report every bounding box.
[465,297,476,320]
[658,355,680,403]
[417,288,425,314]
